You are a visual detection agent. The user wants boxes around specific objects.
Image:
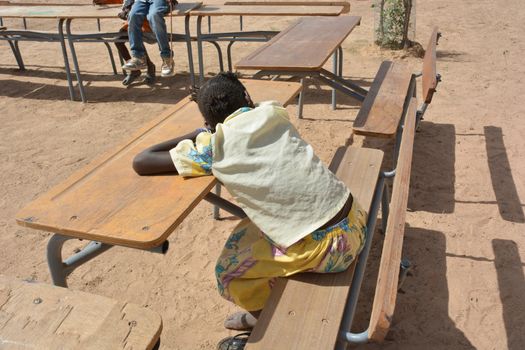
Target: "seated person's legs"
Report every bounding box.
[216,200,367,330]
[147,0,174,77]
[124,0,149,70]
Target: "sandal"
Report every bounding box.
[224,311,257,331]
[217,332,251,350]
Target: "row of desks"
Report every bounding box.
[0,2,349,101]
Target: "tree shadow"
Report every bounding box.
[484,126,524,223]
[353,226,475,349]
[492,239,525,349]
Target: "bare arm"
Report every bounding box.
[133,129,202,175]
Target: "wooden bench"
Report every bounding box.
[353,27,440,138]
[245,82,421,348]
[16,79,302,288]
[224,0,351,14]
[0,275,162,350]
[235,15,366,118]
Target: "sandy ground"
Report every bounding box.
[1,0,524,349]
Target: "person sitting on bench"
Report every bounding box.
[122,0,176,77]
[132,72,367,332]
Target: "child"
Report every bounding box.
[133,72,367,332]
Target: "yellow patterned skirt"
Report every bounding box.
[215,200,367,311]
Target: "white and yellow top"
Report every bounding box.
[170,101,350,249]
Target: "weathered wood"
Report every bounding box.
[246,147,383,350]
[236,16,360,71]
[0,2,200,18]
[189,4,343,16]
[223,0,350,14]
[368,96,417,342]
[15,80,301,249]
[422,27,439,103]
[0,275,162,350]
[352,61,413,138]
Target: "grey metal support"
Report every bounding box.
[207,40,224,71]
[335,175,385,349]
[227,40,235,71]
[208,16,211,33]
[22,17,27,29]
[103,41,118,75]
[213,183,221,219]
[332,51,337,110]
[239,16,243,31]
[381,180,390,232]
[338,46,343,77]
[47,235,113,287]
[197,16,205,85]
[47,234,170,288]
[297,78,305,119]
[65,18,87,102]
[184,15,196,88]
[204,189,247,219]
[7,40,25,70]
[57,18,75,101]
[97,18,101,32]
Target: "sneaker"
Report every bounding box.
[122,56,147,71]
[161,56,175,77]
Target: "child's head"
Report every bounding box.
[194,72,254,131]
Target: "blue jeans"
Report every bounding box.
[128,0,173,59]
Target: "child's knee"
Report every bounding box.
[146,10,166,27]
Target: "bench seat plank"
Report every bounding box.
[0,275,162,350]
[247,147,383,350]
[189,4,344,17]
[352,61,412,138]
[15,80,301,249]
[236,16,360,71]
[368,97,416,341]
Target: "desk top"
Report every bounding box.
[0,275,162,350]
[0,2,201,19]
[189,4,343,16]
[236,16,360,71]
[16,80,301,249]
[224,0,350,14]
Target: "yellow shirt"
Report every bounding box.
[170,101,350,248]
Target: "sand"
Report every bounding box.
[1,0,524,349]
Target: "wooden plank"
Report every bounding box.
[224,0,350,14]
[422,27,438,103]
[236,16,360,71]
[0,275,162,350]
[247,147,383,350]
[352,61,412,138]
[189,4,343,17]
[15,80,301,249]
[368,97,417,342]
[0,2,201,18]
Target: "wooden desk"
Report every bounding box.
[236,16,366,118]
[0,3,201,102]
[16,79,302,287]
[0,275,162,350]
[187,4,345,84]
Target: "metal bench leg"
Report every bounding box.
[7,40,25,71]
[332,50,337,110]
[57,18,75,101]
[103,41,118,75]
[213,183,221,219]
[227,40,235,71]
[297,78,305,119]
[207,40,224,71]
[197,16,205,85]
[184,15,195,88]
[47,234,113,288]
[65,19,87,102]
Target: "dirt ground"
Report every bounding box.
[1,0,524,349]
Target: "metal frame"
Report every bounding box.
[46,235,170,287]
[0,15,198,102]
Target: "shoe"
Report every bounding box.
[216,332,250,350]
[122,56,147,70]
[161,56,174,77]
[122,70,141,86]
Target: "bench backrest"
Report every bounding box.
[422,27,439,103]
[224,0,351,14]
[368,94,417,341]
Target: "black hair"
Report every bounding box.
[192,72,252,131]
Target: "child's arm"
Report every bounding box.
[133,129,201,175]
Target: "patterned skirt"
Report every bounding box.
[215,200,367,311]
